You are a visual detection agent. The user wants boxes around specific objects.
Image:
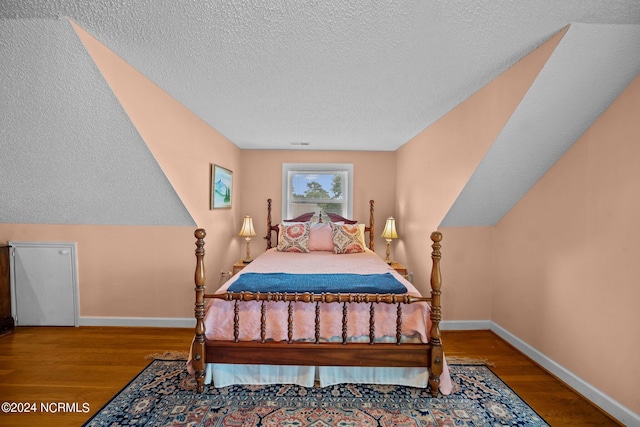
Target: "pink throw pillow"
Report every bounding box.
[308,223,334,251]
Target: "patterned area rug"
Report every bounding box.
[84,361,549,426]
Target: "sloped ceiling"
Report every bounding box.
[0,18,196,226]
[442,23,640,226]
[1,1,640,226]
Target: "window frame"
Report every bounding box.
[282,163,354,220]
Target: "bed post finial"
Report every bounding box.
[195,228,206,242]
[192,228,206,393]
[428,230,443,397]
[194,229,206,286]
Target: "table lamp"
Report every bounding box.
[381,216,398,264]
[238,215,256,263]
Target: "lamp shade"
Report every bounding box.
[238,215,256,237]
[381,217,398,239]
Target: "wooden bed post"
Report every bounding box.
[368,199,375,251]
[428,231,443,397]
[264,198,273,249]
[192,229,207,393]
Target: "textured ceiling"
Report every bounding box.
[0,18,196,226]
[2,1,640,226]
[3,0,639,151]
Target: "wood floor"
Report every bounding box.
[0,327,621,426]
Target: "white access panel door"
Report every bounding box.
[9,242,79,326]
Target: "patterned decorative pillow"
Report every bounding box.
[277,222,311,253]
[277,221,308,246]
[330,223,365,254]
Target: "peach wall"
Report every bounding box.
[238,150,396,261]
[0,21,242,320]
[72,21,243,317]
[0,224,195,317]
[394,28,567,301]
[71,20,244,284]
[492,74,640,413]
[436,226,493,321]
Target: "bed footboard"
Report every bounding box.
[191,228,444,396]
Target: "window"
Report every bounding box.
[282,163,353,220]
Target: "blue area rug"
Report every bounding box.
[84,360,549,426]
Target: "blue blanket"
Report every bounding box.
[227,272,407,294]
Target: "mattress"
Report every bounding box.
[205,248,429,343]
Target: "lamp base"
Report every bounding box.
[242,259,253,264]
[385,240,392,264]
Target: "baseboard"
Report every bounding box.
[490,322,639,427]
[79,316,195,328]
[441,320,491,330]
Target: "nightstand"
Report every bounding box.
[0,246,14,337]
[389,261,408,280]
[232,260,249,276]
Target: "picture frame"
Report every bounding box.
[211,164,232,209]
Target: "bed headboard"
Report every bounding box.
[264,198,375,251]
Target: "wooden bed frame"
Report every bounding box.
[190,199,444,396]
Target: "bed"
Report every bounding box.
[188,199,451,396]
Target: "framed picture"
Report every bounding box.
[211,164,232,209]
